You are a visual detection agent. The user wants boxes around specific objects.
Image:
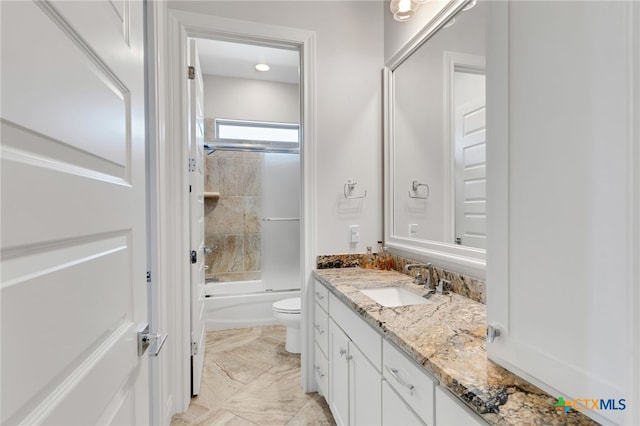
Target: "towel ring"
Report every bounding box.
[408,180,429,199]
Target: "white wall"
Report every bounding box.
[203,74,299,123]
[170,1,384,255]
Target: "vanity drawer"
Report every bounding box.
[314,302,329,356]
[314,279,329,312]
[314,342,328,397]
[383,339,436,425]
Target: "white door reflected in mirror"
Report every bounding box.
[453,70,486,249]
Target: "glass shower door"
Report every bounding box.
[261,152,301,291]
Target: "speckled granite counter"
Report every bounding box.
[313,268,598,426]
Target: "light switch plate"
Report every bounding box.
[349,225,359,243]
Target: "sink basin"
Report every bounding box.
[359,287,432,307]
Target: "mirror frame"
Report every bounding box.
[383,0,486,277]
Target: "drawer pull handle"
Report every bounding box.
[314,323,325,334]
[315,292,325,300]
[386,366,415,395]
[339,348,347,357]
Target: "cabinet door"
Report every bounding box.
[435,387,483,426]
[486,3,638,425]
[329,319,350,426]
[382,380,425,426]
[350,342,381,426]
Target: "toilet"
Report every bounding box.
[272,297,301,354]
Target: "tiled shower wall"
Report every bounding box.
[205,151,263,282]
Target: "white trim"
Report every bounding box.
[164,10,317,412]
[629,2,640,423]
[484,0,509,338]
[383,0,486,278]
[385,0,468,71]
[145,1,173,424]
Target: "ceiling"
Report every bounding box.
[195,38,300,85]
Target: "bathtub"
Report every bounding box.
[205,280,300,331]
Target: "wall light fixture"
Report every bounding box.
[389,0,419,22]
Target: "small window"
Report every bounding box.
[213,118,300,153]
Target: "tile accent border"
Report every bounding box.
[316,252,485,304]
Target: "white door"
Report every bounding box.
[349,343,381,426]
[454,93,487,249]
[188,39,206,396]
[328,319,350,426]
[1,1,149,425]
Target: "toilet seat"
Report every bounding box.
[272,297,301,314]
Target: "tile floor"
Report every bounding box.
[170,325,336,426]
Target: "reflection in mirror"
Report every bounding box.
[389,0,486,253]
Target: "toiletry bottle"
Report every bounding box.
[382,246,392,270]
[376,241,384,269]
[363,246,375,269]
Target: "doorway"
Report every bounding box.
[165,11,316,413]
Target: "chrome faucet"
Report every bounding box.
[404,263,432,288]
[435,278,451,295]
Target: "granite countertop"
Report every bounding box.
[313,268,597,426]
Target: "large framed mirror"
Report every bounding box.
[383,0,486,275]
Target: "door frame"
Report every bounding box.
[443,51,485,245]
[163,9,317,412]
[145,1,175,424]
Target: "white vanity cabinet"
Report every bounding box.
[435,387,484,426]
[315,279,485,426]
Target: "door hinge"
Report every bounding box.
[191,250,197,264]
[146,271,151,283]
[189,158,196,172]
[188,66,195,80]
[191,341,199,356]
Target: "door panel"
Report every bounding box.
[188,39,206,396]
[454,94,487,249]
[1,1,148,424]
[328,319,350,426]
[350,342,381,426]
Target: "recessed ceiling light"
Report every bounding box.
[255,63,270,72]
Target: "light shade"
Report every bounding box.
[390,0,418,22]
[255,63,270,72]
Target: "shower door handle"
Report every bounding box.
[262,217,300,222]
